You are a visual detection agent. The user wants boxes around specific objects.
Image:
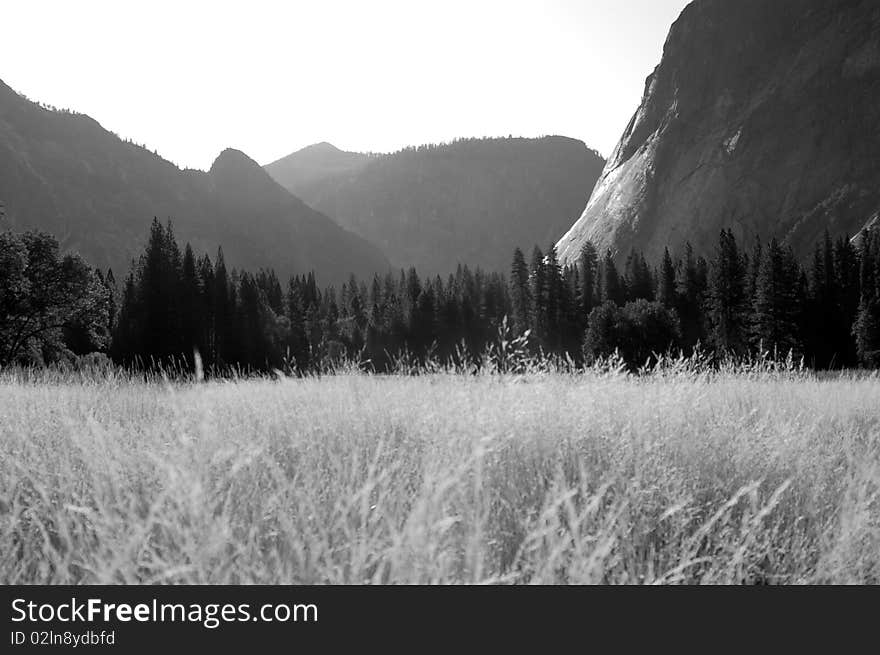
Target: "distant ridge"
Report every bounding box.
[268,136,605,274]
[265,142,376,197]
[0,80,389,284]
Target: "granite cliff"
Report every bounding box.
[557,0,880,265]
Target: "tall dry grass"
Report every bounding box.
[1,359,878,584]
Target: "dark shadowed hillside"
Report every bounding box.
[557,0,880,266]
[0,80,389,284]
[264,142,376,197]
[268,137,605,274]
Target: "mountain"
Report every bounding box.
[557,0,880,266]
[264,142,375,197]
[0,80,389,284]
[267,137,605,275]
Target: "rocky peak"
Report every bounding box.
[209,148,284,200]
[557,0,880,266]
[209,147,262,176]
[303,141,341,154]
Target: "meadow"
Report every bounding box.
[1,360,879,584]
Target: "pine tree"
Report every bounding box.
[161,221,183,360]
[509,247,532,335]
[624,248,653,301]
[853,229,880,366]
[412,286,437,359]
[104,268,118,336]
[751,238,802,356]
[577,242,599,326]
[197,254,215,369]
[747,235,763,301]
[853,297,880,367]
[601,249,624,306]
[835,235,861,358]
[137,218,183,364]
[676,242,707,349]
[180,243,201,364]
[213,247,231,367]
[805,230,847,367]
[657,247,677,309]
[286,277,310,371]
[111,272,139,364]
[543,246,563,352]
[261,269,284,315]
[530,246,547,344]
[707,229,748,354]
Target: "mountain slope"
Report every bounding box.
[268,137,605,275]
[264,142,375,197]
[0,80,389,284]
[557,0,880,266]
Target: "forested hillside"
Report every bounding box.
[0,80,389,284]
[268,136,605,275]
[264,142,376,197]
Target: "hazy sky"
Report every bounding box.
[2,0,690,171]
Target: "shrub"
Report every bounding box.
[584,300,681,367]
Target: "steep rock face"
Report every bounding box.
[0,81,389,284]
[557,0,880,265]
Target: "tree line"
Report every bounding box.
[110,219,510,373]
[3,217,880,372]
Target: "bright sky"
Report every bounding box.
[2,0,690,171]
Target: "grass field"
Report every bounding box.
[1,364,879,584]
